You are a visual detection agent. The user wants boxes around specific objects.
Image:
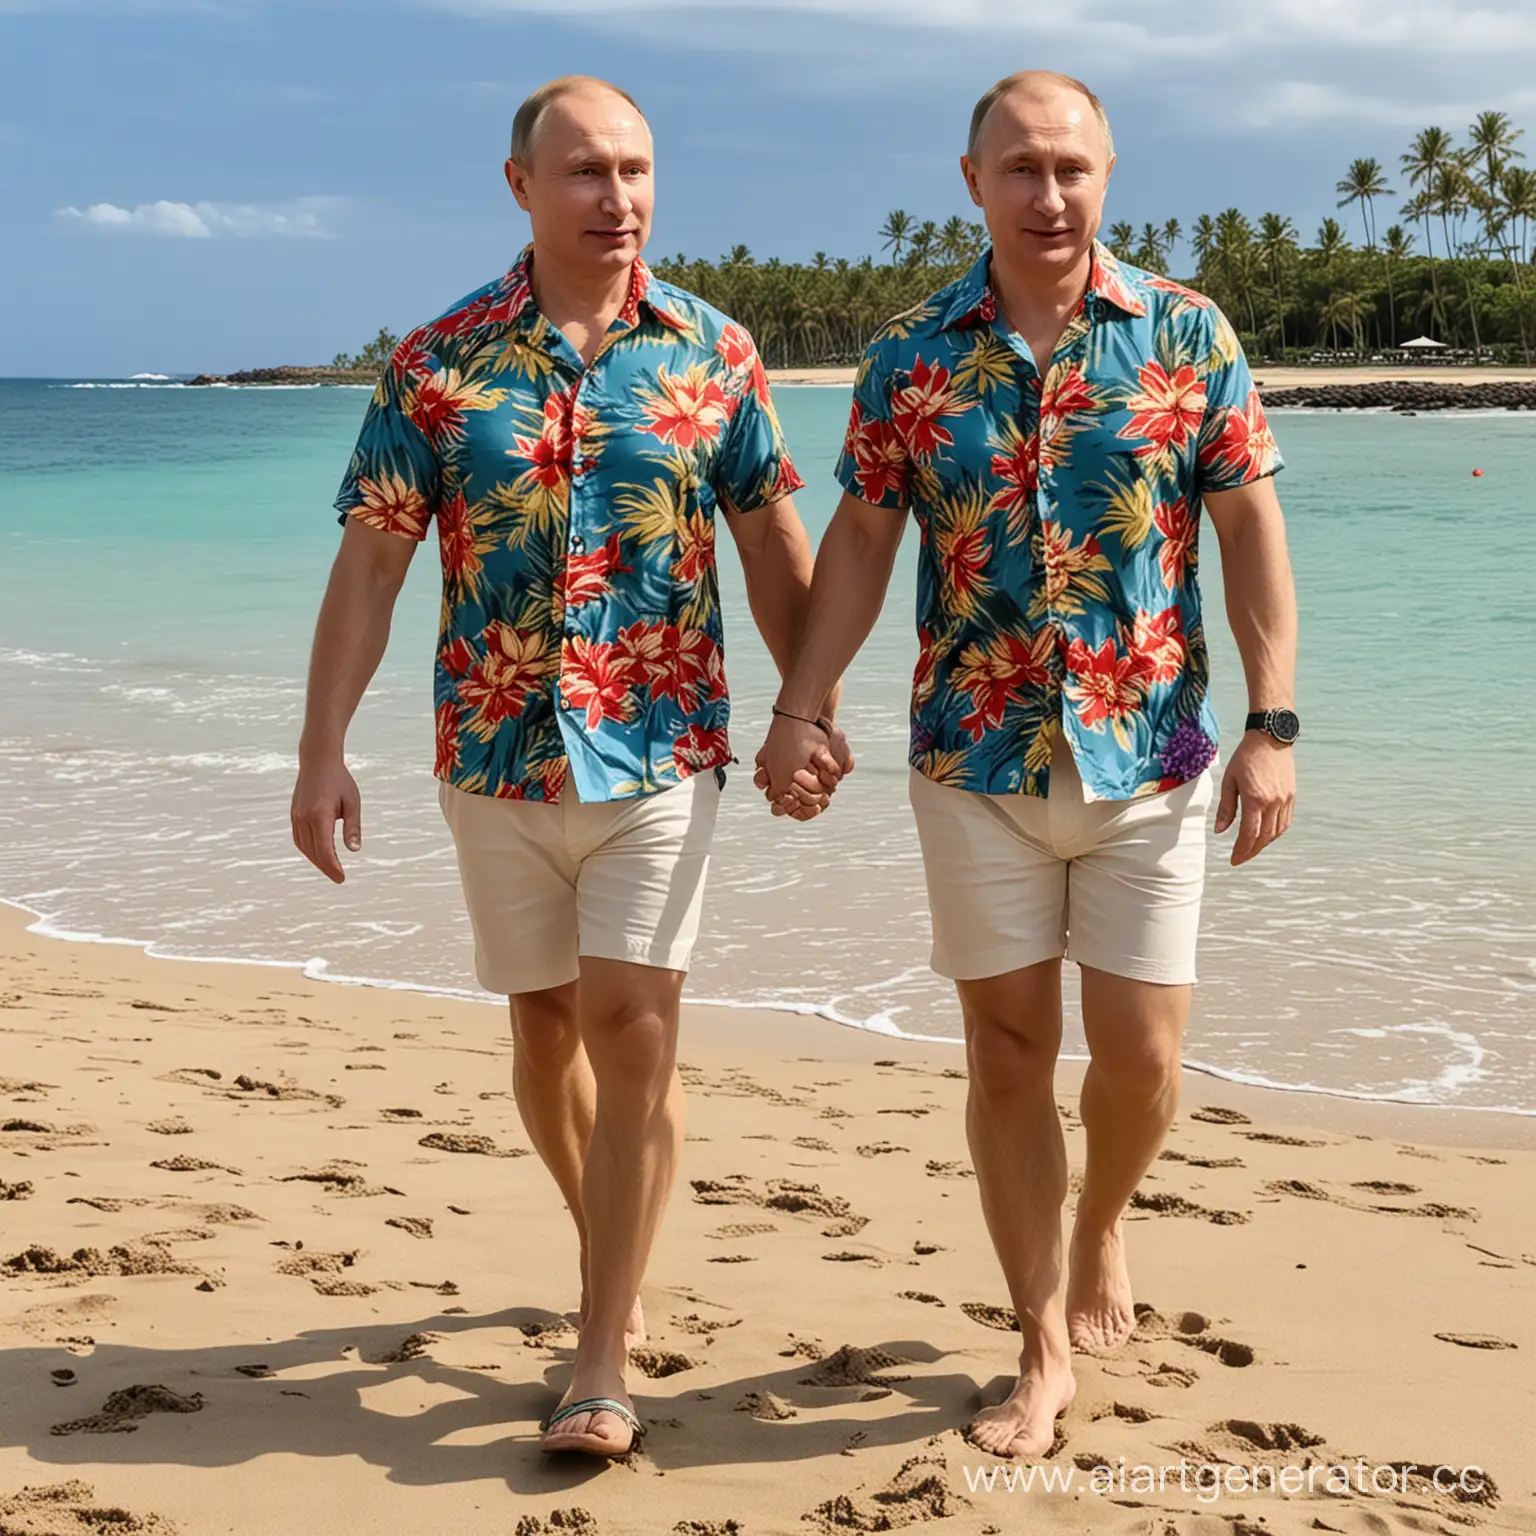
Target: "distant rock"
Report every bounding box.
[187,365,377,387]
[1258,379,1536,411]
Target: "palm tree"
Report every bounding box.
[909,220,938,268]
[1215,207,1258,335]
[1313,217,1350,349]
[1191,213,1217,282]
[1161,217,1183,270]
[1134,221,1170,273]
[879,209,913,265]
[939,214,971,267]
[1108,220,1135,260]
[1432,161,1483,349]
[1402,127,1456,338]
[1337,156,1393,345]
[1381,224,1414,346]
[1337,157,1392,251]
[1257,213,1298,353]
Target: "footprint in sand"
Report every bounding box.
[1129,1190,1250,1225]
[798,1344,911,1387]
[690,1176,867,1239]
[925,1160,976,1180]
[151,1155,240,1175]
[961,1302,1018,1332]
[1141,1360,1199,1388]
[805,1454,963,1531]
[1188,1106,1251,1125]
[793,1137,834,1152]
[280,1161,403,1197]
[1433,1332,1518,1350]
[855,1142,907,1158]
[630,1347,701,1378]
[5,1242,203,1281]
[417,1131,527,1158]
[0,1479,176,1532]
[0,1179,33,1200]
[51,1384,203,1436]
[385,1216,433,1240]
[898,1291,945,1306]
[1090,1401,1160,1423]
[145,1118,194,1136]
[1242,1132,1328,1147]
[1159,1149,1245,1169]
[1132,1304,1255,1367]
[1264,1178,1477,1222]
[822,1251,882,1265]
[737,1389,797,1420]
[705,1222,777,1240]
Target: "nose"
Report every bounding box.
[1034,177,1066,217]
[601,172,633,218]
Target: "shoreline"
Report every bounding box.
[6,896,1534,1139]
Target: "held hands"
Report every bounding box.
[1215,732,1295,866]
[754,713,856,821]
[290,752,362,883]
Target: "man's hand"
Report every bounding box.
[291,754,363,883]
[755,715,854,820]
[1214,733,1295,866]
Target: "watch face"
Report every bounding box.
[1270,709,1300,743]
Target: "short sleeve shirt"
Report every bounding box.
[335,248,803,803]
[835,243,1282,801]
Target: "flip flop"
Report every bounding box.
[539,1396,645,1458]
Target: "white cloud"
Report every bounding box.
[55,196,344,238]
[422,0,1536,105]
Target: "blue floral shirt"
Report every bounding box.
[335,249,802,802]
[836,243,1283,801]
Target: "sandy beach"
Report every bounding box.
[2,903,1533,1535]
[767,365,1536,389]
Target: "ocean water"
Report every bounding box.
[1,377,1533,1114]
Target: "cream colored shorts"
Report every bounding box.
[438,771,723,996]
[908,735,1213,986]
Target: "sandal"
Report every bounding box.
[539,1396,645,1458]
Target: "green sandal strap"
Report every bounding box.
[543,1397,643,1437]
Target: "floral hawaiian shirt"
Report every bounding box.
[335,248,802,802]
[835,242,1282,801]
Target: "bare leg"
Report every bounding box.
[539,958,685,1455]
[509,987,644,1348]
[958,961,1078,1458]
[1065,967,1189,1354]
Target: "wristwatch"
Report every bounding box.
[1245,708,1300,745]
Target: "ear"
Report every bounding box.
[959,154,984,210]
[1104,152,1116,186]
[505,158,533,211]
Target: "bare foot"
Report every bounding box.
[1066,1221,1136,1354]
[966,1346,1077,1459]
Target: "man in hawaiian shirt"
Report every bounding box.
[759,71,1298,1458]
[291,75,844,1459]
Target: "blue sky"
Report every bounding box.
[4,0,1535,376]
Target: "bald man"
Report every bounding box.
[760,70,1297,1457]
[292,75,847,1459]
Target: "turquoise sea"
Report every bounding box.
[1,377,1533,1114]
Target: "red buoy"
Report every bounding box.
[1472,468,1484,477]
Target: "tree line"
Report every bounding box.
[343,113,1535,371]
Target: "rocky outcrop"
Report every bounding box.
[1257,379,1536,411]
[187,366,377,386]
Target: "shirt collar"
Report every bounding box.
[939,239,1147,329]
[491,245,689,335]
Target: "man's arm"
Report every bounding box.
[723,495,850,816]
[756,490,907,809]
[1203,475,1298,866]
[290,518,418,883]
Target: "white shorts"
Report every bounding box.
[907,734,1212,986]
[438,771,723,996]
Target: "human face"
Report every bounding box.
[505,89,654,275]
[960,85,1113,282]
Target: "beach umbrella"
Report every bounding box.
[1398,336,1450,349]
